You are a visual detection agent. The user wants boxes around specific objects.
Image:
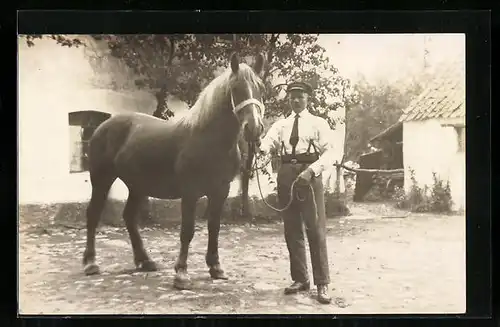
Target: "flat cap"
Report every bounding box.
[286,81,313,95]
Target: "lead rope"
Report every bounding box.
[253,151,319,223]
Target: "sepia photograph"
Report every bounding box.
[18,33,465,315]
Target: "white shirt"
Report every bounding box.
[259,109,342,176]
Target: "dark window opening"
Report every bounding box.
[69,110,111,173]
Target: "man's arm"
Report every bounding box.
[308,119,344,176]
[258,120,281,155]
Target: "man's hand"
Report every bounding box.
[295,168,315,185]
[255,139,265,155]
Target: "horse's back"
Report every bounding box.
[98,112,165,130]
[88,113,166,171]
[92,113,171,142]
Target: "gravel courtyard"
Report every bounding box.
[18,204,466,315]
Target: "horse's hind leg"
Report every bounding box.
[83,174,116,276]
[123,192,157,271]
[205,184,230,280]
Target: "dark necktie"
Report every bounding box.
[289,113,299,156]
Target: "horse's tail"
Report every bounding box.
[83,115,134,273]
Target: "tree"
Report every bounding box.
[22,33,356,218]
[344,77,423,161]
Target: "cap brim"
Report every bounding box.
[287,87,308,92]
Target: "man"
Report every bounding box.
[257,81,342,304]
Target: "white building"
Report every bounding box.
[18,35,158,204]
[399,58,465,211]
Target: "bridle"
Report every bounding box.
[230,92,265,115]
[230,79,265,116]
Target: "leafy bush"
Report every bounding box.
[429,172,454,213]
[394,169,453,213]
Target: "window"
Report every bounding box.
[69,110,111,173]
[455,126,465,152]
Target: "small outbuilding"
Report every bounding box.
[399,59,465,211]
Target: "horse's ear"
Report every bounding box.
[253,53,266,76]
[230,53,240,73]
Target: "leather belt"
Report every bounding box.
[281,153,319,164]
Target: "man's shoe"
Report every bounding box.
[284,281,310,295]
[317,284,332,304]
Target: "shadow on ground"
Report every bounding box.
[18,202,465,315]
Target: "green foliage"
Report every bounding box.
[344,78,423,161]
[391,185,406,204]
[22,34,355,129]
[401,169,432,212]
[394,169,454,214]
[429,172,454,213]
[263,35,358,129]
[23,34,84,48]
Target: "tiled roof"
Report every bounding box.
[399,59,465,122]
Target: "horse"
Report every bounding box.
[82,52,267,290]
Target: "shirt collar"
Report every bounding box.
[287,109,311,119]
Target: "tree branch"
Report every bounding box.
[167,37,175,65]
[264,34,279,81]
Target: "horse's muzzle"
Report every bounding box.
[243,122,264,142]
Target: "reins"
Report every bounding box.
[253,150,318,221]
[251,148,404,217]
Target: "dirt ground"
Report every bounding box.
[18,203,466,315]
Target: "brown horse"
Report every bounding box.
[82,53,266,289]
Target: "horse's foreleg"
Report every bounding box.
[240,143,254,220]
[123,192,157,272]
[206,185,230,280]
[240,170,251,218]
[173,196,198,290]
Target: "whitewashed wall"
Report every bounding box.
[18,36,347,205]
[18,36,157,204]
[402,119,465,211]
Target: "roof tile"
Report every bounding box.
[400,59,465,122]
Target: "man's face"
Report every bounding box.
[288,90,308,114]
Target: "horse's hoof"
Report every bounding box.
[137,260,158,272]
[84,263,100,276]
[173,273,192,290]
[209,267,229,280]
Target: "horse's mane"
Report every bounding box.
[178,63,264,129]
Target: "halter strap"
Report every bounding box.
[231,92,265,114]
